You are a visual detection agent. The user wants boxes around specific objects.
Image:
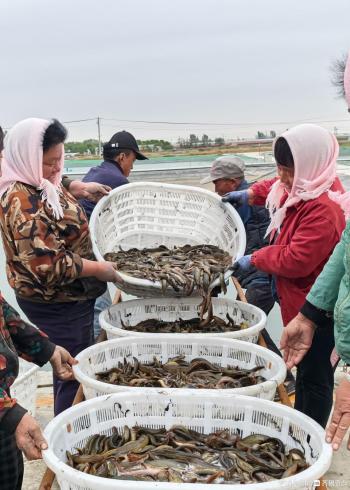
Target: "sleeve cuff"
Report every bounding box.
[0,404,27,434]
[61,175,73,190]
[32,339,56,367]
[300,300,333,329]
[251,252,258,267]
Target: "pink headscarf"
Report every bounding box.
[265,124,338,235]
[0,118,64,219]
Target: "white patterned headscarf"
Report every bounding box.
[0,118,64,219]
[266,124,338,235]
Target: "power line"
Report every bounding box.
[3,117,96,131]
[4,115,350,132]
[100,116,350,127]
[62,118,96,124]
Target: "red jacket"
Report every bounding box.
[250,178,345,325]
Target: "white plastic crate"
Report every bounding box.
[43,392,332,490]
[73,335,286,401]
[100,297,266,343]
[89,182,246,298]
[11,359,39,416]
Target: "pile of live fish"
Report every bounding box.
[95,355,266,389]
[121,313,248,334]
[67,425,308,483]
[105,244,231,312]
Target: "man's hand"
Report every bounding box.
[68,181,111,202]
[326,377,350,451]
[15,413,47,460]
[49,346,78,381]
[280,312,316,369]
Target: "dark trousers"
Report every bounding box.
[17,298,95,415]
[0,431,23,490]
[294,327,335,428]
[245,283,294,383]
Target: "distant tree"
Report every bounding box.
[270,130,276,138]
[189,134,198,147]
[159,139,173,150]
[65,139,100,154]
[256,131,266,139]
[214,137,225,145]
[202,134,209,146]
[137,139,173,151]
[177,137,187,148]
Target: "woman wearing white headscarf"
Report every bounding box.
[224,123,345,427]
[0,118,119,415]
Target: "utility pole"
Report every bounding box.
[97,117,101,156]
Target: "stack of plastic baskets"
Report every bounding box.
[43,392,333,490]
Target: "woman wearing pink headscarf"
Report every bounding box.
[0,118,119,416]
[224,123,345,428]
[281,52,350,451]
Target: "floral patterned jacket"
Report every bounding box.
[0,293,55,433]
[0,182,106,303]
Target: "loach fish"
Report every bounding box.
[95,355,266,390]
[104,244,232,320]
[68,425,309,484]
[121,315,246,334]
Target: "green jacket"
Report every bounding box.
[307,220,350,363]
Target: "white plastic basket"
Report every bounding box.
[89,182,246,297]
[73,336,286,401]
[11,359,39,416]
[43,392,332,490]
[101,297,266,343]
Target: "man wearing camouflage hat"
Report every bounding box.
[201,156,295,395]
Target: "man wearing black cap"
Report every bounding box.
[80,130,148,220]
[80,130,147,338]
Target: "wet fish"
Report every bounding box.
[95,356,266,389]
[104,244,232,320]
[68,425,309,484]
[121,315,246,334]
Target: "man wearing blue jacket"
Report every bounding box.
[80,131,147,337]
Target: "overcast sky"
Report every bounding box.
[1,0,350,142]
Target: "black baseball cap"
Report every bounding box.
[107,130,148,160]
